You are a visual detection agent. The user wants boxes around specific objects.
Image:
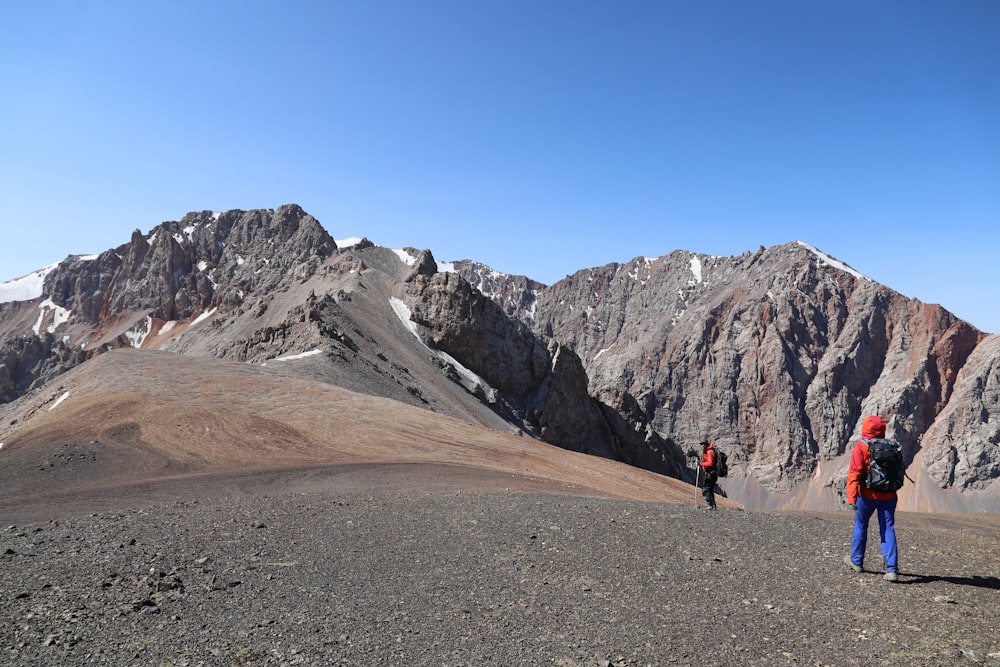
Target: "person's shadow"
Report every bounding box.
[899,573,1000,590]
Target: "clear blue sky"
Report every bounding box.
[2,1,998,331]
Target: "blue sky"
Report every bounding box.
[2,1,998,331]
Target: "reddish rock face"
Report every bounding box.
[922,333,1000,491]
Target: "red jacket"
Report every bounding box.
[846,416,896,504]
[700,444,717,471]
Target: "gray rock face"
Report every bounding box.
[0,334,92,403]
[457,242,995,503]
[404,271,685,477]
[921,333,1000,490]
[43,204,335,326]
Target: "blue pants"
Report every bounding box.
[850,494,899,572]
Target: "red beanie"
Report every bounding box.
[862,415,886,439]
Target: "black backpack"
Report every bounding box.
[715,449,729,478]
[864,438,905,492]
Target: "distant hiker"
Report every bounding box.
[845,415,901,582]
[698,440,720,509]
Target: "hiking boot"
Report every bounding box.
[843,555,862,573]
[884,571,899,582]
[702,505,717,510]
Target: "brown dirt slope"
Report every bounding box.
[0,349,719,521]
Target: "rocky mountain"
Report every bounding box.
[0,206,684,488]
[2,205,998,512]
[453,245,1000,512]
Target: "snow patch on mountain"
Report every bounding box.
[626,257,656,283]
[1,256,99,304]
[393,249,417,266]
[125,316,153,348]
[796,241,871,282]
[49,391,70,411]
[336,237,362,249]
[189,307,218,329]
[275,349,322,361]
[33,299,72,335]
[389,296,488,391]
[689,255,703,284]
[0,263,60,304]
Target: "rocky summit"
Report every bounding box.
[1,205,998,513]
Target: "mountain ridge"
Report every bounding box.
[2,204,998,512]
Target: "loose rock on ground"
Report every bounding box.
[2,490,999,666]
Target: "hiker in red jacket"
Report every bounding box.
[699,440,719,510]
[845,415,900,582]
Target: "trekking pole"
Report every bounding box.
[693,459,701,506]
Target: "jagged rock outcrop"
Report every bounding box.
[448,260,544,319]
[43,205,334,330]
[921,333,1000,490]
[0,334,93,403]
[404,271,686,477]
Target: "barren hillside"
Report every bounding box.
[0,349,718,522]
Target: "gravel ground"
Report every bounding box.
[2,490,998,667]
